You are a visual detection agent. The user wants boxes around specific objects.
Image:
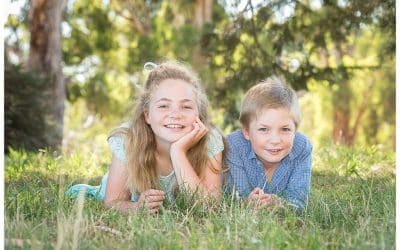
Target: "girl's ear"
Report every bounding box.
[242,127,250,140]
[144,111,150,124]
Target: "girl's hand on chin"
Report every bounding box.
[170,116,208,154]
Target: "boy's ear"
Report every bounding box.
[242,127,250,140]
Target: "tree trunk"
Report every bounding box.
[192,0,212,69]
[28,0,67,149]
[332,81,352,145]
[331,42,354,145]
[194,0,212,27]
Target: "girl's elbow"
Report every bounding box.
[103,198,115,209]
[103,194,124,209]
[208,189,221,199]
[203,183,222,199]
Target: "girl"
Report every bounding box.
[99,61,224,213]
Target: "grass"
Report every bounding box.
[5,144,395,249]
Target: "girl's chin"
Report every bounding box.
[165,134,186,143]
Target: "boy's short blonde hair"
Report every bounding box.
[239,76,301,129]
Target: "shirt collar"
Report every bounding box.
[247,146,258,160]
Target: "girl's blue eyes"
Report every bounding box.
[156,105,193,110]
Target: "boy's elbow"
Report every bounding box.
[285,194,308,211]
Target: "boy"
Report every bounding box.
[225,77,312,210]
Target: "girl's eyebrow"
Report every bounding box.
[181,99,194,103]
[155,98,172,103]
[155,98,194,103]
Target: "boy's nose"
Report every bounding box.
[268,132,281,144]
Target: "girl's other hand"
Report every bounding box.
[136,189,165,214]
[171,116,208,154]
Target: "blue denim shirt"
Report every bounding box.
[225,130,312,210]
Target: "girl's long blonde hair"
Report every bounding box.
[111,61,218,194]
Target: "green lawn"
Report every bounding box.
[5,145,395,249]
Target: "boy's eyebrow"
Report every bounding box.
[258,122,293,126]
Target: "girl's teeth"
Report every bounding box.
[166,125,183,128]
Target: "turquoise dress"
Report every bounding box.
[66,125,224,202]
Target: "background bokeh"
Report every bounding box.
[5,0,395,155]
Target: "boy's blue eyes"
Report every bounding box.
[257,127,292,132]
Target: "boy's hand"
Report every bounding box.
[247,187,273,209]
[137,189,165,214]
[266,194,284,208]
[170,116,208,154]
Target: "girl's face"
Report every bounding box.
[145,79,199,146]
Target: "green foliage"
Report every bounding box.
[4,63,61,152]
[63,0,117,65]
[5,145,395,249]
[298,25,395,148]
[205,0,395,135]
[4,1,395,151]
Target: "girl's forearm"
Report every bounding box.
[171,150,217,196]
[103,199,140,213]
[171,150,201,187]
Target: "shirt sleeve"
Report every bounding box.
[207,128,224,157]
[224,137,253,198]
[284,138,313,210]
[107,135,128,164]
[225,160,253,198]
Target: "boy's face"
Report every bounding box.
[243,108,296,169]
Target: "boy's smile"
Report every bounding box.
[243,108,296,169]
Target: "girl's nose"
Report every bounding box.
[168,108,183,119]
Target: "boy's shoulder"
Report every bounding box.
[227,130,246,143]
[292,132,313,155]
[227,130,251,150]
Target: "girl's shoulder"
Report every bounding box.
[107,122,131,163]
[207,127,225,157]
